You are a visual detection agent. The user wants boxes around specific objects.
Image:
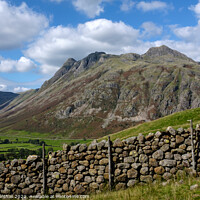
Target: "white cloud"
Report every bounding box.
[13,87,30,93]
[120,0,135,11]
[189,0,200,18]
[0,0,48,50]
[136,1,169,12]
[25,19,140,74]
[141,22,163,38]
[72,0,106,18]
[0,57,36,73]
[172,21,200,44]
[0,84,7,91]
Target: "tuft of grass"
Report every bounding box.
[88,176,200,200]
[100,107,200,141]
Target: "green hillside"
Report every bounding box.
[100,107,200,141]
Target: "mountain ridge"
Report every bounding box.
[0,45,199,139]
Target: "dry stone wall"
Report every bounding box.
[0,126,200,197]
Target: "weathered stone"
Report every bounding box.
[159,159,176,167]
[179,144,186,150]
[95,154,102,160]
[190,184,199,190]
[89,169,97,175]
[22,188,33,195]
[161,144,170,152]
[97,140,106,150]
[124,157,134,163]
[96,176,104,183]
[129,150,138,157]
[166,126,176,135]
[104,173,109,180]
[57,179,65,185]
[117,163,130,169]
[113,139,124,147]
[139,154,148,163]
[131,163,141,169]
[154,166,165,175]
[63,183,69,191]
[149,158,157,167]
[140,167,148,175]
[85,154,94,160]
[99,158,108,165]
[115,182,126,190]
[185,138,191,146]
[127,179,137,187]
[127,168,138,178]
[176,135,184,144]
[165,152,173,159]
[145,133,154,141]
[18,182,26,189]
[90,182,99,189]
[26,155,38,164]
[152,150,164,160]
[88,143,97,151]
[125,137,136,144]
[74,174,83,181]
[77,165,85,172]
[115,148,123,153]
[177,127,184,134]
[79,160,89,166]
[11,175,21,184]
[11,159,18,167]
[182,153,191,160]
[162,172,172,180]
[59,167,67,174]
[140,175,153,183]
[155,131,162,138]
[25,177,31,185]
[71,161,78,168]
[84,176,92,183]
[138,133,145,143]
[52,172,60,179]
[74,184,85,194]
[116,174,127,182]
[115,169,121,176]
[63,143,70,151]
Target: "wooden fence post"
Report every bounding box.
[188,120,196,171]
[108,136,112,191]
[42,143,46,195]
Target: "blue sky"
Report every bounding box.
[0,0,200,92]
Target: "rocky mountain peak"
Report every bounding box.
[143,45,194,62]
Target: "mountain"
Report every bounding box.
[0,46,200,139]
[0,91,19,109]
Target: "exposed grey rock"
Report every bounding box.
[190,184,199,190]
[161,144,170,152]
[124,157,134,163]
[26,155,38,164]
[79,144,87,152]
[22,188,33,195]
[140,167,148,175]
[127,179,138,187]
[159,159,176,167]
[139,154,148,163]
[152,150,164,160]
[11,175,21,184]
[166,126,176,135]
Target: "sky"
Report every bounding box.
[1,0,200,92]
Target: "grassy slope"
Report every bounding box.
[89,176,200,200]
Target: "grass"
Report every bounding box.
[100,107,200,141]
[88,176,200,200]
[0,129,92,153]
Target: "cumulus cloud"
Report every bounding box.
[141,22,163,38]
[13,87,30,93]
[120,0,135,11]
[0,57,36,73]
[72,0,108,18]
[25,19,140,74]
[0,84,7,91]
[189,0,200,18]
[0,0,48,50]
[136,1,170,12]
